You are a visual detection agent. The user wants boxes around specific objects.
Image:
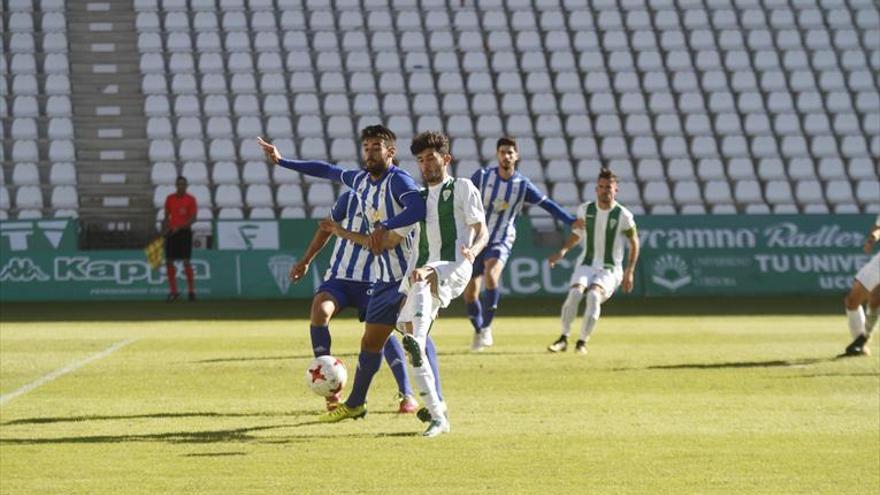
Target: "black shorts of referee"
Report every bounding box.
[165,228,193,260]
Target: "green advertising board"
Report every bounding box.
[0,215,875,302]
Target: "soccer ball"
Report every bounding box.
[305,355,347,397]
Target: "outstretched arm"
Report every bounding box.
[290,225,333,282]
[461,221,489,263]
[523,181,576,225]
[257,137,350,184]
[864,224,880,254]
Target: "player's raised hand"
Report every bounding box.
[256,136,281,164]
[289,260,309,282]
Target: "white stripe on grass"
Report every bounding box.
[0,338,138,406]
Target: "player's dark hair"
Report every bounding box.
[410,131,451,156]
[598,168,618,183]
[496,136,519,151]
[176,175,187,183]
[360,125,397,145]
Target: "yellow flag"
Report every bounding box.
[144,236,165,270]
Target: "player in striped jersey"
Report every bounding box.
[290,189,420,414]
[257,126,427,423]
[840,213,880,357]
[465,137,577,351]
[546,168,640,355]
[394,131,488,437]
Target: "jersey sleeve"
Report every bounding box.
[381,171,425,230]
[331,191,351,222]
[620,208,637,235]
[470,169,483,190]
[523,179,548,205]
[573,203,587,235]
[458,179,486,225]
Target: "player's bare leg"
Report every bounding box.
[548,283,587,352]
[842,280,871,356]
[309,292,341,409]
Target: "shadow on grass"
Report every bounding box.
[0,421,420,445]
[611,357,836,372]
[2,410,314,426]
[183,451,247,457]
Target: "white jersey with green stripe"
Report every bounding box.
[406,176,485,273]
[574,201,637,273]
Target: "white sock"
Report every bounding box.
[407,281,444,420]
[560,288,584,337]
[410,281,432,342]
[579,289,602,342]
[865,307,879,337]
[847,307,866,339]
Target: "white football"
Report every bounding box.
[305,355,348,397]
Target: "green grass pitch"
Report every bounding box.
[1,299,878,494]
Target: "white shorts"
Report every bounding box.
[855,252,880,291]
[568,264,621,302]
[398,260,473,325]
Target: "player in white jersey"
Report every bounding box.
[396,131,487,437]
[257,126,427,423]
[290,189,419,414]
[840,214,880,357]
[465,137,577,351]
[546,168,640,355]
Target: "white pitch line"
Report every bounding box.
[0,338,138,407]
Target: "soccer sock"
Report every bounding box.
[865,306,879,337]
[345,350,382,408]
[466,300,483,333]
[309,325,331,357]
[579,289,603,342]
[383,335,413,397]
[184,264,195,294]
[482,288,501,328]
[166,264,178,294]
[425,334,443,402]
[560,288,585,337]
[407,281,444,418]
[847,307,866,339]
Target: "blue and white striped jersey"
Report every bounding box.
[471,166,569,249]
[323,190,376,283]
[340,166,421,283]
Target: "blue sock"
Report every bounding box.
[383,335,413,397]
[310,325,331,357]
[482,288,501,328]
[467,301,484,333]
[425,335,443,402]
[345,350,382,408]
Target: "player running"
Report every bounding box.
[290,189,422,413]
[840,213,880,357]
[258,125,427,423]
[546,168,640,355]
[465,137,577,351]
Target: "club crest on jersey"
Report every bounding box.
[442,189,452,201]
[609,219,617,229]
[493,198,509,211]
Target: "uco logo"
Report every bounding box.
[268,255,296,294]
[0,257,50,282]
[651,254,692,291]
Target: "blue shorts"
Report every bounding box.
[317,279,373,322]
[365,280,405,326]
[472,242,511,278]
